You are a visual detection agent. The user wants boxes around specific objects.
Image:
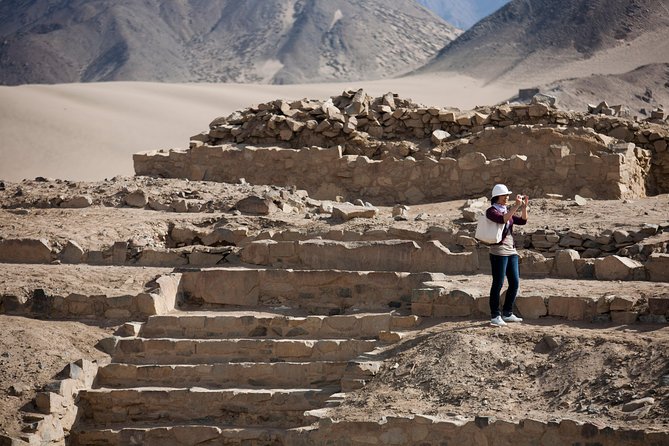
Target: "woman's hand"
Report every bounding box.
[523,195,529,207]
[514,195,524,206]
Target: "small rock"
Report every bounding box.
[124,189,149,207]
[353,199,365,206]
[415,213,428,221]
[332,204,377,221]
[0,181,5,190]
[534,335,560,353]
[235,196,278,215]
[574,195,588,206]
[61,195,93,208]
[8,384,27,397]
[622,397,655,412]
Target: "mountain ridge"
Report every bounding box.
[0,0,460,85]
[419,0,669,84]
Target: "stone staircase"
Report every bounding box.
[70,307,420,445]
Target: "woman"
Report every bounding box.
[486,184,528,327]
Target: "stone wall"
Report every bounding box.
[412,276,669,324]
[1,274,180,320]
[285,415,669,446]
[178,268,439,314]
[135,90,669,202]
[134,131,650,204]
[0,360,99,446]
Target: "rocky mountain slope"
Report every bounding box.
[416,0,509,29]
[0,0,459,85]
[420,0,669,84]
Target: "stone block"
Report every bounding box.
[609,295,637,312]
[433,289,474,317]
[594,255,644,280]
[112,241,128,264]
[648,296,669,316]
[611,311,638,325]
[332,205,377,221]
[516,295,547,319]
[548,296,597,321]
[646,254,669,282]
[457,152,487,170]
[124,190,148,207]
[136,249,188,267]
[431,130,450,144]
[180,269,260,307]
[240,240,271,265]
[269,241,296,258]
[554,249,579,278]
[61,195,93,208]
[235,196,278,215]
[528,103,549,117]
[59,240,84,264]
[0,238,52,263]
[411,288,437,316]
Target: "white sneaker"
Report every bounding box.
[490,316,507,326]
[502,314,523,323]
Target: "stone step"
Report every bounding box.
[111,337,379,364]
[140,311,420,339]
[77,387,329,428]
[96,362,349,389]
[70,424,301,446]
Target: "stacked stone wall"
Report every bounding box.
[135,90,668,203]
[134,135,649,204]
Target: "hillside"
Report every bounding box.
[416,0,509,29]
[0,0,459,85]
[420,0,669,85]
[538,63,669,116]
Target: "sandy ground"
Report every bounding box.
[0,74,515,182]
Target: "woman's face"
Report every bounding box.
[498,194,510,205]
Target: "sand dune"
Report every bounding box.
[0,74,514,182]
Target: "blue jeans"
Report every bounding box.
[489,254,520,318]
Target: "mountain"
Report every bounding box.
[0,0,459,85]
[416,0,509,29]
[419,0,669,85]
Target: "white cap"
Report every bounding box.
[491,184,512,198]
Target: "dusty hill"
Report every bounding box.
[420,0,669,85]
[416,0,509,29]
[537,63,669,116]
[0,0,459,85]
